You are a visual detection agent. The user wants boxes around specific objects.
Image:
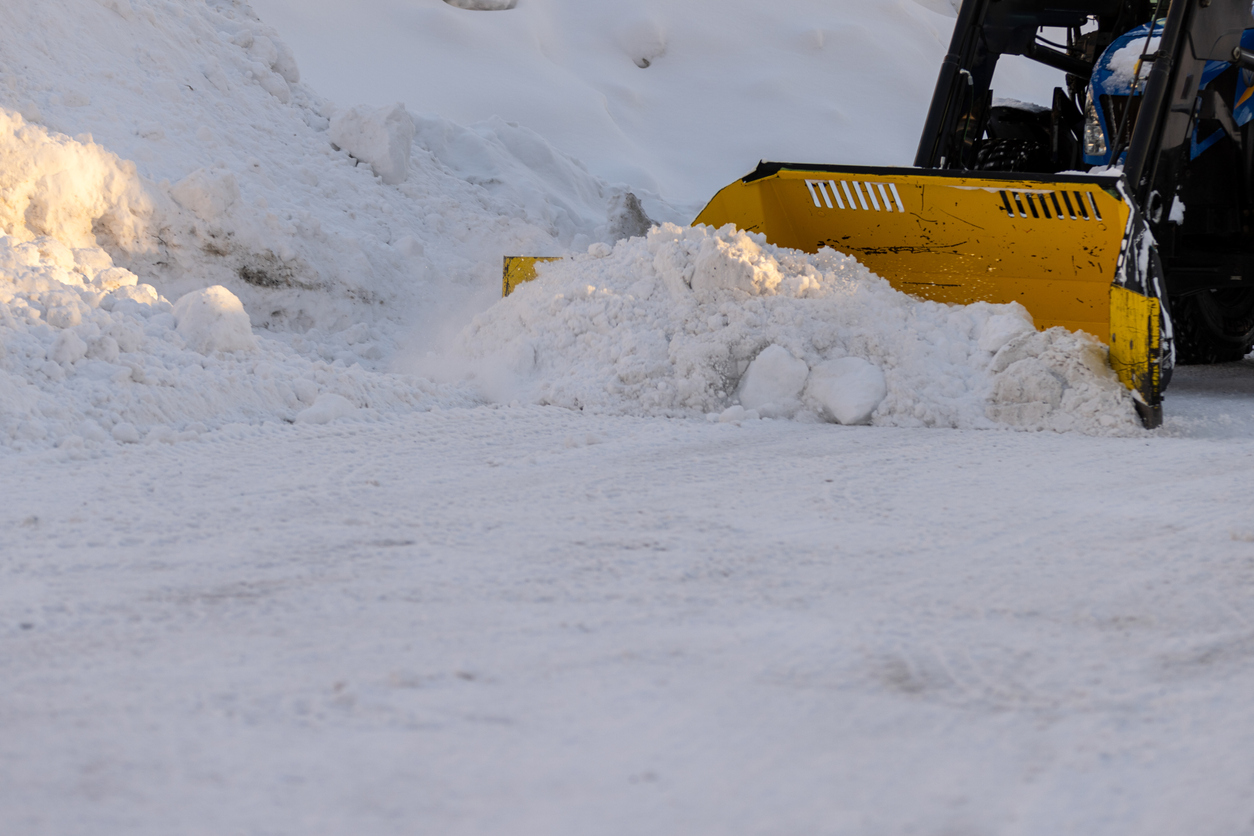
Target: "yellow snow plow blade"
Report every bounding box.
[694,162,1166,420]
[503,162,1167,425]
[695,163,1133,337]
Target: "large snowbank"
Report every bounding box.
[249,0,1056,202]
[451,224,1139,433]
[0,0,682,450]
[0,0,665,357]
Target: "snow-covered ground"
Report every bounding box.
[3,0,1254,832]
[5,379,1254,835]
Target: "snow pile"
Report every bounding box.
[0,110,154,254]
[250,0,1057,202]
[0,228,474,452]
[0,0,671,373]
[0,0,1139,446]
[453,224,1140,432]
[0,0,698,453]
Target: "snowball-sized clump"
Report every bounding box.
[50,330,88,365]
[329,103,416,185]
[806,357,888,425]
[738,345,809,418]
[296,393,358,424]
[173,286,257,353]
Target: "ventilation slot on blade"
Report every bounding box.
[1000,190,1104,222]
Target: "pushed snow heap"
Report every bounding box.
[0,229,472,452]
[0,111,153,253]
[456,223,1141,433]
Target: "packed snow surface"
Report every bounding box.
[6,399,1254,836]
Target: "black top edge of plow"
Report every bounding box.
[740,160,1124,186]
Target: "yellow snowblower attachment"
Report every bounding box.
[693,162,1169,426]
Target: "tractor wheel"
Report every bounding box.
[1169,288,1254,364]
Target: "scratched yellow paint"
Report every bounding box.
[1109,283,1163,399]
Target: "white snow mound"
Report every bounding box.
[0,227,474,453]
[454,223,1141,434]
[173,286,258,353]
[0,110,154,253]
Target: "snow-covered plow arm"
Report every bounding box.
[694,162,1171,427]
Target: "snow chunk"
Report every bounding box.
[1169,196,1186,225]
[1106,34,1160,89]
[329,103,416,185]
[738,345,809,418]
[986,329,1134,431]
[806,357,887,425]
[605,191,654,241]
[296,393,359,424]
[50,330,88,365]
[172,286,257,353]
[111,422,141,444]
[978,309,1035,353]
[170,169,240,222]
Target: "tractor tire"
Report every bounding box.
[1169,288,1254,364]
[974,138,1052,173]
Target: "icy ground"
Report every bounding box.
[3,0,1254,831]
[4,367,1254,835]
